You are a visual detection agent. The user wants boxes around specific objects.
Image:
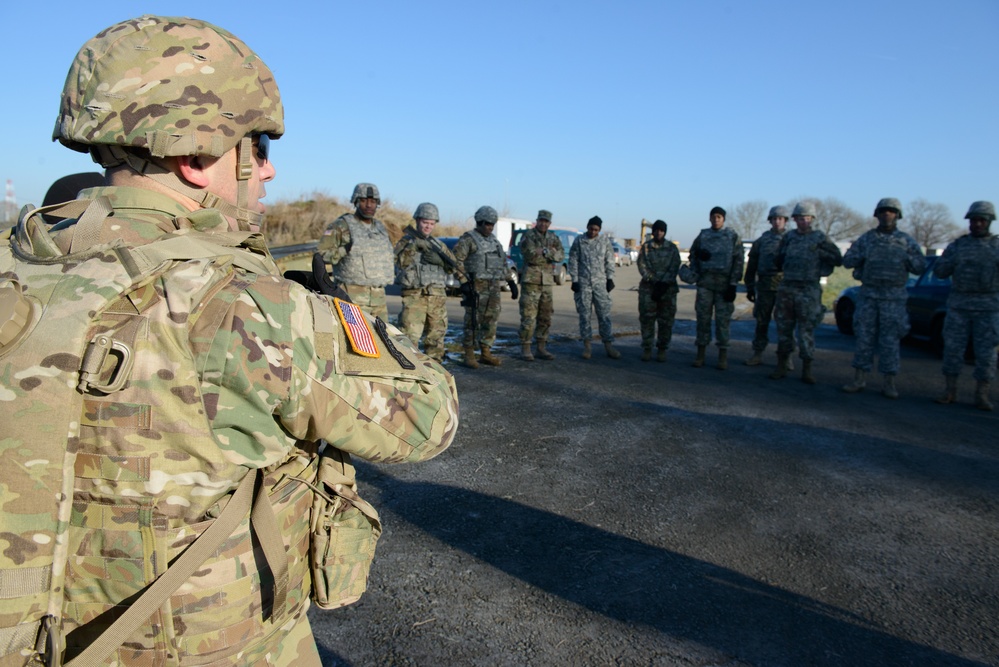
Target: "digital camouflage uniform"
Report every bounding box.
[745,228,786,354]
[689,227,744,349]
[394,226,458,362]
[318,212,395,321]
[518,227,565,344]
[453,228,507,348]
[934,233,999,382]
[842,229,926,375]
[2,187,459,667]
[568,234,616,342]
[637,237,681,352]
[774,229,842,361]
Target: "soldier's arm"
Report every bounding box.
[567,240,579,279]
[841,236,864,269]
[730,232,744,283]
[744,242,759,289]
[548,236,565,263]
[394,236,418,269]
[637,244,649,279]
[604,239,616,277]
[689,235,702,273]
[906,237,928,275]
[200,277,458,467]
[318,218,351,266]
[818,235,843,266]
[934,242,958,278]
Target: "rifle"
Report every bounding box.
[424,237,470,283]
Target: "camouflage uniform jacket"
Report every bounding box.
[637,239,681,286]
[453,229,507,281]
[394,226,457,291]
[745,228,785,293]
[4,186,458,665]
[776,229,843,283]
[689,227,744,291]
[843,228,926,300]
[519,227,565,286]
[935,233,999,310]
[318,212,395,286]
[568,234,615,285]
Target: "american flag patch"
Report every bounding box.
[333,298,380,358]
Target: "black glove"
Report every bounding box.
[460,281,476,298]
[652,281,669,302]
[509,281,519,300]
[421,249,445,266]
[571,282,580,293]
[723,284,737,303]
[606,279,615,293]
[745,289,756,303]
[697,248,712,261]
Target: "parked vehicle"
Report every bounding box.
[509,228,579,286]
[834,256,950,355]
[436,236,517,296]
[612,241,632,267]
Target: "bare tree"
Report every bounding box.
[787,196,868,242]
[902,198,961,250]
[729,199,769,241]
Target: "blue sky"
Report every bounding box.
[2,1,996,246]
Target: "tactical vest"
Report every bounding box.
[755,230,785,277]
[951,235,999,294]
[857,231,915,288]
[0,202,319,665]
[397,234,448,289]
[782,231,832,283]
[462,230,507,281]
[334,214,395,286]
[694,228,738,274]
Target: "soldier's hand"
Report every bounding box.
[421,250,445,266]
[606,279,615,293]
[571,282,581,293]
[460,281,476,299]
[697,248,712,261]
[745,289,756,303]
[652,281,669,302]
[509,280,519,300]
[723,284,737,303]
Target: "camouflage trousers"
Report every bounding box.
[751,288,779,353]
[775,282,823,360]
[399,287,448,361]
[638,283,677,350]
[463,278,502,348]
[343,284,388,322]
[574,282,614,342]
[694,285,734,348]
[942,307,999,382]
[851,295,909,375]
[519,282,554,343]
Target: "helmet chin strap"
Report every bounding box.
[95,139,261,231]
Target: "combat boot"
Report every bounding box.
[479,345,502,367]
[521,343,534,362]
[842,369,866,393]
[801,359,816,385]
[692,345,706,368]
[882,374,899,399]
[770,354,789,379]
[604,341,621,359]
[656,347,667,363]
[745,350,763,366]
[536,341,555,360]
[716,348,729,370]
[581,339,592,359]
[463,346,479,369]
[975,381,994,411]
[641,347,652,362]
[935,375,958,404]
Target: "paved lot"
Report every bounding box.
[310,265,998,666]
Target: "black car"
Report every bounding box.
[834,256,950,355]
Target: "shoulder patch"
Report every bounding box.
[333,297,380,358]
[374,318,416,370]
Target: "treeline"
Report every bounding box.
[261,192,469,246]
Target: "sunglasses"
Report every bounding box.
[252,134,270,162]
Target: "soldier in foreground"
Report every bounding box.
[518,209,564,361]
[744,205,790,369]
[684,206,744,369]
[841,198,926,398]
[933,201,999,410]
[568,216,620,359]
[318,182,395,320]
[454,206,517,368]
[394,202,458,362]
[0,16,458,666]
[771,202,843,383]
[637,219,681,362]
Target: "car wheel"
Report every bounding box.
[930,316,945,358]
[835,297,855,335]
[554,264,566,285]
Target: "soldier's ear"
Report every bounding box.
[176,155,211,188]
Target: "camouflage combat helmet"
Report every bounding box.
[414,202,439,221]
[351,183,381,205]
[965,201,996,221]
[52,15,284,230]
[768,205,791,220]
[792,202,817,218]
[474,206,499,225]
[874,197,903,219]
